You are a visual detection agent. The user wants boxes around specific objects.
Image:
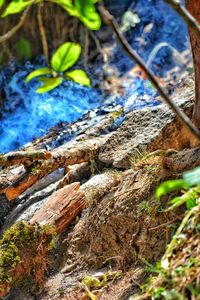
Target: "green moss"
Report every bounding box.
[0,155,6,163]
[0,221,57,284]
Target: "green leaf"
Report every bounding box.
[183,167,200,186]
[65,69,90,86]
[2,0,33,17]
[156,180,189,199]
[14,38,32,61]
[51,42,81,73]
[75,0,101,30]
[36,77,63,93]
[0,0,5,8]
[26,68,52,83]
[186,198,196,210]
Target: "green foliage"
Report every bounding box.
[1,0,33,17]
[156,180,190,199]
[1,0,100,92]
[139,200,151,214]
[26,42,90,93]
[14,38,32,61]
[51,42,81,73]
[65,69,90,86]
[53,0,101,30]
[81,270,122,300]
[0,0,4,8]
[37,77,63,93]
[0,221,56,284]
[1,0,101,30]
[156,167,200,211]
[26,67,52,82]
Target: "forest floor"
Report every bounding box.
[0,76,199,300]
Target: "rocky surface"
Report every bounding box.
[0,79,199,300]
[99,88,195,168]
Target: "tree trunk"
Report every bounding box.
[186,0,200,128]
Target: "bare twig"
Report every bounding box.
[99,2,200,141]
[149,214,184,231]
[89,30,104,61]
[0,7,30,44]
[164,0,200,39]
[37,1,49,65]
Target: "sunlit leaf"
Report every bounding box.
[26,68,52,83]
[65,69,90,86]
[36,77,63,93]
[75,0,101,30]
[183,167,200,186]
[15,38,32,61]
[0,0,5,8]
[2,0,33,17]
[156,180,189,199]
[186,198,196,210]
[51,42,81,73]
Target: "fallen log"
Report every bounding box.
[30,182,86,234]
[0,150,51,167]
[0,136,108,201]
[0,182,86,298]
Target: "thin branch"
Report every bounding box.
[99,2,200,141]
[37,1,49,65]
[0,7,30,44]
[164,0,200,39]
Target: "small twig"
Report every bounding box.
[89,30,104,61]
[37,1,49,65]
[0,7,30,44]
[164,0,200,39]
[99,2,200,141]
[149,214,184,231]
[83,27,89,70]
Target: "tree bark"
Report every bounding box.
[186,0,200,128]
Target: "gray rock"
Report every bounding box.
[99,97,194,169]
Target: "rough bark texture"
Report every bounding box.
[186,0,200,128]
[0,136,108,201]
[30,182,86,234]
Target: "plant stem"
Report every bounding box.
[99,2,200,141]
[37,1,49,65]
[0,7,30,44]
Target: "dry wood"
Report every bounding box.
[1,136,108,200]
[0,150,51,167]
[30,182,86,234]
[186,0,200,128]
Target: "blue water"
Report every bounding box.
[0,61,101,152]
[0,0,189,153]
[111,0,189,75]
